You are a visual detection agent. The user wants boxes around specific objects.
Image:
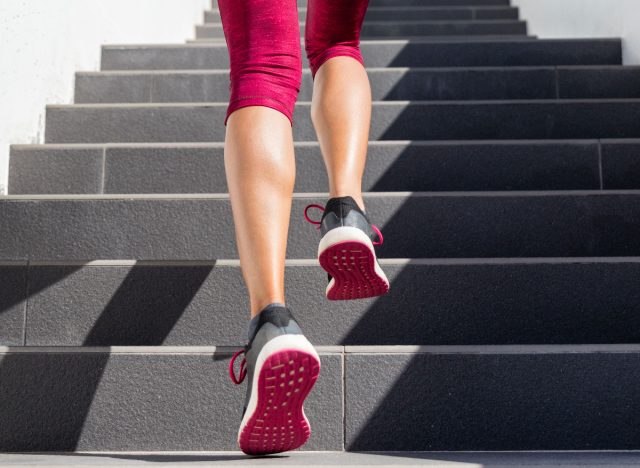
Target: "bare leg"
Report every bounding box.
[224,106,296,318]
[310,56,371,213]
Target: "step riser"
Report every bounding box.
[204,7,521,22]
[358,0,511,5]
[44,102,640,143]
[9,142,606,195]
[0,350,342,451]
[195,22,528,39]
[100,40,622,70]
[3,194,640,260]
[1,349,639,451]
[346,351,640,450]
[74,68,640,103]
[3,261,639,347]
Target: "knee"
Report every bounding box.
[305,42,365,80]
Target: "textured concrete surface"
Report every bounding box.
[345,351,640,451]
[0,265,27,345]
[601,141,640,189]
[18,259,640,346]
[44,100,640,143]
[0,350,342,451]
[196,21,528,40]
[9,141,603,194]
[75,68,562,103]
[3,451,640,467]
[8,147,103,194]
[206,6,521,23]
[100,39,621,71]
[3,192,640,259]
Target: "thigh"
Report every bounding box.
[304,0,370,50]
[217,0,302,80]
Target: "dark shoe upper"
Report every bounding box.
[232,304,304,419]
[318,196,380,243]
[314,196,384,284]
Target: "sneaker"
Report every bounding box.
[303,195,390,300]
[229,304,321,455]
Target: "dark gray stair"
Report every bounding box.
[1,345,639,451]
[74,66,640,103]
[4,0,640,456]
[205,6,521,23]
[9,140,614,194]
[4,258,640,346]
[100,39,622,70]
[5,452,640,467]
[3,192,640,260]
[43,100,640,143]
[195,21,528,40]
[365,0,510,5]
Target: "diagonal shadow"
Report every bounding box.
[0,261,212,451]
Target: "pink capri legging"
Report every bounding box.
[217,0,370,127]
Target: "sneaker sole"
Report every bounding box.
[237,335,321,455]
[318,226,390,300]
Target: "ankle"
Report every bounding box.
[328,192,365,213]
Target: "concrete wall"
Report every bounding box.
[0,0,210,194]
[513,0,640,65]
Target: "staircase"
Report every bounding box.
[3,0,640,459]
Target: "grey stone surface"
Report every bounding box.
[365,0,509,5]
[100,39,621,71]
[23,260,640,346]
[196,21,528,40]
[45,101,640,143]
[0,351,341,451]
[13,141,599,194]
[8,147,103,194]
[345,351,640,450]
[3,193,640,260]
[558,66,640,98]
[601,141,640,189]
[0,265,26,345]
[4,451,640,467]
[75,73,151,104]
[205,6,521,23]
[104,146,226,194]
[75,68,559,103]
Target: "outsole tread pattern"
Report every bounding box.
[238,349,321,455]
[320,240,390,300]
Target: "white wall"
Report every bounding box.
[0,0,210,194]
[513,0,640,65]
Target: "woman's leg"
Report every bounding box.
[217,0,302,318]
[305,0,371,213]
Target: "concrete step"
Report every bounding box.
[2,452,640,467]
[74,66,640,104]
[195,20,528,40]
[2,192,640,260]
[43,100,640,143]
[4,258,640,346]
[100,39,622,70]
[1,345,640,451]
[10,140,617,195]
[357,0,511,5]
[188,35,538,44]
[205,6,521,23]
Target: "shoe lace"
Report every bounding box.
[229,347,248,385]
[303,203,384,246]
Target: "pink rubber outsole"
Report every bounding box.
[319,240,390,300]
[238,349,321,455]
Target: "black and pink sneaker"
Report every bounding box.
[304,195,390,300]
[229,304,321,455]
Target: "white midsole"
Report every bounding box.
[237,334,321,444]
[318,226,390,294]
